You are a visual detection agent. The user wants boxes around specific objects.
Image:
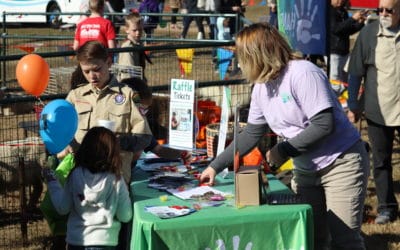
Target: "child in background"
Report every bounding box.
[73,0,116,50]
[169,0,182,29]
[118,12,152,81]
[43,126,132,249]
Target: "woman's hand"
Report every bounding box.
[199,166,217,186]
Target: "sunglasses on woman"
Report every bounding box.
[377,7,395,14]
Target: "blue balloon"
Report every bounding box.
[39,99,78,154]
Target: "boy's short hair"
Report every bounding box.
[89,0,104,13]
[124,12,143,28]
[76,40,108,63]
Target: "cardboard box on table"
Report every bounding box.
[235,166,268,206]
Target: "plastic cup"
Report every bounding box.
[96,119,116,132]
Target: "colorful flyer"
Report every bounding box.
[169,79,195,149]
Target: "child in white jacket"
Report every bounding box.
[43,126,132,249]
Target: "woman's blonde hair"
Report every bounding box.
[235,22,295,83]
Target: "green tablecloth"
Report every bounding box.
[130,168,313,250]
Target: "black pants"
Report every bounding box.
[367,119,400,213]
[171,8,179,24]
[181,14,205,38]
[116,220,132,250]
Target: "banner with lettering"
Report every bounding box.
[277,0,326,55]
[169,79,196,149]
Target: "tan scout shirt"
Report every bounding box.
[66,76,152,183]
[117,39,145,81]
[348,20,400,126]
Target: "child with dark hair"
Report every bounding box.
[43,126,132,249]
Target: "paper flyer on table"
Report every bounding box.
[145,206,195,219]
[167,186,228,200]
[169,79,195,149]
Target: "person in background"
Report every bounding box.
[180,0,206,39]
[139,0,160,42]
[158,0,165,26]
[43,126,132,249]
[267,0,278,28]
[73,0,116,50]
[197,0,216,40]
[118,12,152,81]
[329,0,365,95]
[61,41,153,185]
[347,0,400,225]
[200,23,369,249]
[169,0,183,29]
[214,0,242,40]
[214,0,242,76]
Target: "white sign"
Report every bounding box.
[218,86,234,179]
[169,79,195,149]
[217,86,231,155]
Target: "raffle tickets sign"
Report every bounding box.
[169,79,195,149]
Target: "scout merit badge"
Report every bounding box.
[114,93,126,105]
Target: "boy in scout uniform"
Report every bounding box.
[62,40,152,184]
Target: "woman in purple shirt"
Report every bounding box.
[200,23,369,250]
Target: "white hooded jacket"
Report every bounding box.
[47,166,132,246]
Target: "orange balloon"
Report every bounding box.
[16,54,50,97]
